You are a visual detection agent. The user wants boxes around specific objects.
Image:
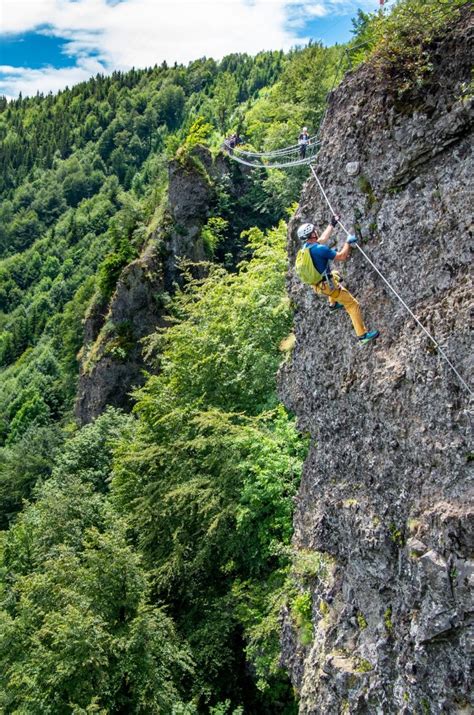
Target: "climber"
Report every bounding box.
[298,127,310,159]
[296,218,379,344]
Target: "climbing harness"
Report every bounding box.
[308,164,473,398]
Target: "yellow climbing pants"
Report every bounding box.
[313,278,367,337]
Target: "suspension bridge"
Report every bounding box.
[223,135,320,169]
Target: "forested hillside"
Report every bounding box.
[0,0,469,712]
[0,35,344,714]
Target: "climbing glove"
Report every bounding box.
[330,214,339,227]
[346,235,358,245]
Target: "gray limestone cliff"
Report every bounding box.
[75,146,234,424]
[279,11,473,714]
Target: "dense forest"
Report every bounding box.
[0,1,468,712]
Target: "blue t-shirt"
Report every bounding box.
[305,242,337,275]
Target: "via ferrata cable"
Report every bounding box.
[309,163,473,398]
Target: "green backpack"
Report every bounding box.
[295,245,324,285]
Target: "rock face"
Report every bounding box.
[75,147,233,424]
[279,11,473,714]
[75,242,166,424]
[165,145,224,287]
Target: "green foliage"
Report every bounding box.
[292,592,313,646]
[103,320,136,362]
[201,216,229,257]
[7,391,50,443]
[112,222,305,706]
[0,342,65,447]
[97,192,145,299]
[0,47,311,700]
[421,698,431,714]
[156,82,186,129]
[232,569,289,691]
[112,405,304,703]
[389,523,405,547]
[0,409,192,713]
[174,117,213,165]
[350,0,469,87]
[53,407,135,493]
[384,606,394,634]
[1,521,192,713]
[273,43,345,131]
[0,424,63,528]
[212,72,239,132]
[59,275,97,391]
[355,658,374,674]
[144,222,292,415]
[357,174,377,209]
[319,600,330,617]
[256,170,301,218]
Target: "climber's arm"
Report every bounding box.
[334,235,357,262]
[334,242,352,262]
[317,224,335,244]
[317,215,339,244]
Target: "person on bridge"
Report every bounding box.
[226,132,242,155]
[298,127,310,159]
[296,218,379,344]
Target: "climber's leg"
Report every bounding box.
[315,284,367,337]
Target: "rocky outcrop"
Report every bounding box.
[75,146,233,424]
[75,242,166,424]
[165,145,221,287]
[279,11,473,714]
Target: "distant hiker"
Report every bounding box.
[295,217,379,344]
[226,132,242,155]
[298,127,310,159]
[225,134,235,155]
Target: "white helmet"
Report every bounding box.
[303,127,308,132]
[297,222,315,241]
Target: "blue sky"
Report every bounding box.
[0,0,383,99]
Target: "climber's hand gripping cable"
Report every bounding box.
[318,214,340,244]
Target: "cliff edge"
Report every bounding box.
[279,10,473,714]
[75,147,234,424]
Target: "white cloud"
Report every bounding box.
[0,0,381,97]
[302,4,328,18]
[0,58,106,99]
